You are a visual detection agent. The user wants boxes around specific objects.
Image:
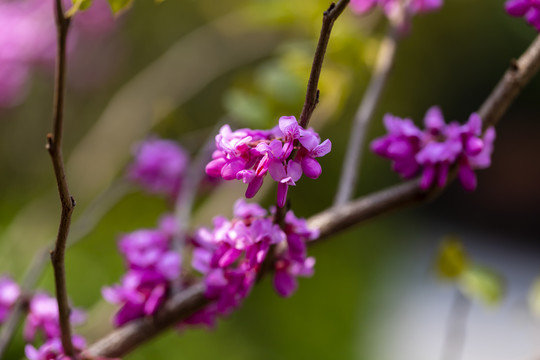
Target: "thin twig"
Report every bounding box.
[0,181,131,358]
[84,32,540,359]
[334,26,399,205]
[299,0,350,128]
[440,290,471,360]
[47,0,74,354]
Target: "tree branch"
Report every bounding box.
[479,34,540,129]
[334,26,399,205]
[47,0,75,355]
[84,32,540,360]
[299,0,350,128]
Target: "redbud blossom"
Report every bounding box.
[371,106,496,191]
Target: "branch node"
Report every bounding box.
[324,2,336,16]
[510,58,519,72]
[46,134,54,150]
[70,196,76,207]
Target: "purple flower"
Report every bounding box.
[102,270,168,327]
[273,256,315,298]
[371,106,496,191]
[188,201,317,325]
[206,116,331,207]
[127,138,189,199]
[0,0,116,108]
[350,0,443,21]
[25,335,86,360]
[0,275,20,323]
[371,114,424,178]
[24,293,85,341]
[505,0,540,31]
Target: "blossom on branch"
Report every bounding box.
[185,200,318,326]
[505,0,540,31]
[102,227,181,327]
[24,293,86,342]
[205,117,331,207]
[0,275,20,324]
[350,0,443,22]
[371,106,496,191]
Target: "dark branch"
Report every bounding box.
[299,0,350,128]
[48,0,75,355]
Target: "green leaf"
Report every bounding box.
[108,0,133,14]
[458,266,505,306]
[528,276,540,317]
[65,0,92,18]
[435,237,468,280]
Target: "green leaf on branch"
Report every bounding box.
[108,0,133,14]
[458,266,505,306]
[65,0,92,17]
[435,237,468,280]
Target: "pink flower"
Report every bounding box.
[0,275,20,323]
[127,138,189,199]
[371,106,496,191]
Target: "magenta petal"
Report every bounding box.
[458,161,477,191]
[437,163,450,188]
[287,161,303,182]
[302,157,322,179]
[350,0,377,14]
[278,116,300,140]
[218,247,242,267]
[221,158,246,180]
[505,0,531,16]
[245,176,264,198]
[277,182,288,208]
[298,131,319,151]
[144,284,166,315]
[419,165,435,190]
[424,106,445,132]
[465,137,484,156]
[268,161,287,182]
[205,158,226,177]
[311,139,332,158]
[274,270,297,297]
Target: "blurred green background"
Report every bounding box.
[1,0,540,359]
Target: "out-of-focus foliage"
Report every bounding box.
[107,0,132,14]
[436,237,469,280]
[435,238,505,306]
[458,265,505,306]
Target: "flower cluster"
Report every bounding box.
[0,0,115,107]
[0,275,20,324]
[350,0,443,20]
[184,200,318,327]
[23,292,90,360]
[371,106,496,191]
[102,220,181,327]
[127,138,189,200]
[505,0,540,31]
[205,116,331,207]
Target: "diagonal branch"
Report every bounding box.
[47,0,75,355]
[299,0,350,128]
[85,32,540,359]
